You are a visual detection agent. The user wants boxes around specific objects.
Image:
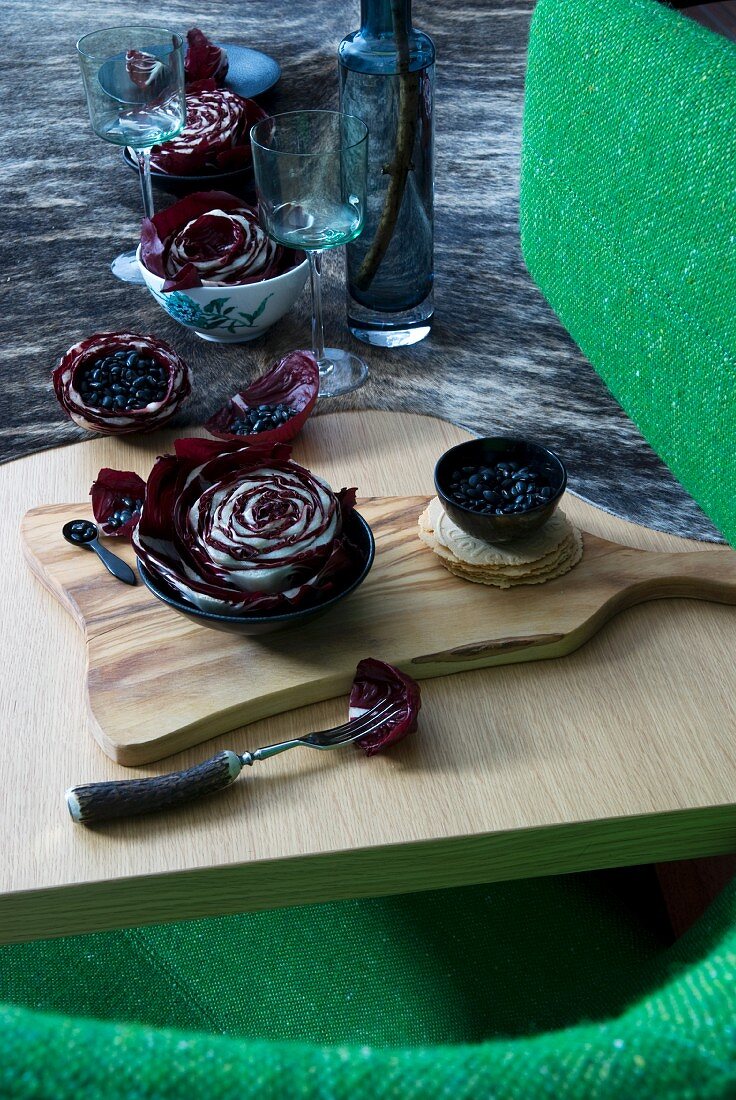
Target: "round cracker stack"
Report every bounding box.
[418,497,583,588]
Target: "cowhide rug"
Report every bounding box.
[0,0,720,540]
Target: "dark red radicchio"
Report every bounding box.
[206,352,319,444]
[184,28,229,86]
[148,80,264,176]
[133,437,361,616]
[140,191,303,293]
[52,332,192,435]
[349,659,421,756]
[90,469,147,539]
[125,49,166,90]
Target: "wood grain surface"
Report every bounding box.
[21,494,736,765]
[3,411,736,946]
[1,0,720,541]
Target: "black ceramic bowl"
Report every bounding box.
[434,436,567,544]
[122,146,254,198]
[137,509,375,636]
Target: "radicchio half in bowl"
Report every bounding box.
[133,437,364,617]
[149,80,264,176]
[52,332,192,435]
[205,351,319,444]
[90,469,147,539]
[184,28,228,86]
[140,190,303,293]
[349,659,422,756]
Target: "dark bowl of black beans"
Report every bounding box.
[434,437,567,544]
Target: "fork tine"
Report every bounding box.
[304,700,401,748]
[304,699,391,741]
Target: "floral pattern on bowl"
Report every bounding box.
[152,290,274,336]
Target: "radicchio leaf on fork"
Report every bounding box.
[349,659,421,756]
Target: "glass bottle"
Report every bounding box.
[339,0,435,347]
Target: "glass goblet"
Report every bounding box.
[251,110,369,398]
[76,26,186,284]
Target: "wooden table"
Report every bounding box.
[3,411,736,945]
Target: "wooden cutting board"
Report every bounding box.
[21,495,736,765]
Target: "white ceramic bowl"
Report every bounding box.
[137,248,309,344]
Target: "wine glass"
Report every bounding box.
[251,110,369,398]
[77,27,186,285]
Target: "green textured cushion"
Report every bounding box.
[520,0,736,544]
[2,868,736,1097]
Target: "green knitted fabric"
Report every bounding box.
[1,868,736,1097]
[520,0,736,544]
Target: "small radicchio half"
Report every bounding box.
[90,469,147,539]
[133,437,362,616]
[148,80,264,176]
[52,332,192,435]
[140,191,303,293]
[125,49,165,90]
[349,659,421,756]
[205,352,319,444]
[184,28,229,86]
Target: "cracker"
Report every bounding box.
[418,497,583,588]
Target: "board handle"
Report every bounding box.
[66,750,243,824]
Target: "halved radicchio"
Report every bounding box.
[140,190,303,293]
[133,437,362,616]
[349,659,422,756]
[52,332,192,435]
[90,469,147,539]
[184,28,228,86]
[149,79,264,176]
[205,352,319,444]
[125,49,165,90]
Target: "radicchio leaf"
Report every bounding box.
[140,191,303,292]
[90,469,147,539]
[184,28,229,85]
[148,81,264,176]
[133,438,362,616]
[52,332,192,435]
[125,49,165,90]
[349,659,421,756]
[205,352,319,444]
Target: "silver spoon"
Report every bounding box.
[62,519,137,586]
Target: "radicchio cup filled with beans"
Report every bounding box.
[206,351,319,445]
[138,190,309,343]
[52,332,192,435]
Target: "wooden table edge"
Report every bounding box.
[5,802,736,944]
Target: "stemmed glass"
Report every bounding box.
[76,27,186,284]
[251,110,369,398]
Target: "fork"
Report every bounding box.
[66,700,399,825]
